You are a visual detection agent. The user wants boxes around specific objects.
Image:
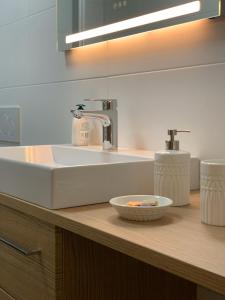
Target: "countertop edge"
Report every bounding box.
[0,192,224,296]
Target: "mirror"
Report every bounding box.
[57,0,220,51]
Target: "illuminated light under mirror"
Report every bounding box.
[57,0,221,50]
[66,1,201,44]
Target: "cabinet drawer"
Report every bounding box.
[0,204,63,300]
[0,288,15,300]
[0,204,61,272]
[0,242,61,300]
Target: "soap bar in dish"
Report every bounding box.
[127,200,158,207]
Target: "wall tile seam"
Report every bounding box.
[105,61,225,79]
[0,61,225,91]
[0,4,56,30]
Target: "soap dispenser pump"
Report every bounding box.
[154,129,191,206]
[166,129,190,150]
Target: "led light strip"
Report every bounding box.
[66,1,201,44]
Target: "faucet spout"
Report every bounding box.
[70,109,111,127]
[71,99,118,151]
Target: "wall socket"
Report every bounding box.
[0,106,20,144]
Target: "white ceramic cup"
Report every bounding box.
[201,159,225,226]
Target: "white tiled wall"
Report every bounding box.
[0,0,225,159]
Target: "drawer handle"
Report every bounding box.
[0,236,41,256]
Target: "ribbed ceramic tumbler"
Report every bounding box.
[201,160,225,226]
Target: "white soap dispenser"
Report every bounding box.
[71,104,90,146]
[154,129,191,206]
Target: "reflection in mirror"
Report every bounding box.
[57,0,221,51]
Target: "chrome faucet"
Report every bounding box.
[71,99,118,150]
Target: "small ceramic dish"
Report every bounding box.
[109,195,173,221]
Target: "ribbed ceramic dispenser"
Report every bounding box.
[154,129,191,206]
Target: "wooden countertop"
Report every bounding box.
[1,191,225,296]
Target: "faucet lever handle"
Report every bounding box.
[84,99,117,110]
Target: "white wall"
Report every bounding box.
[0,1,225,159]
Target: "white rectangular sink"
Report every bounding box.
[0,145,154,209]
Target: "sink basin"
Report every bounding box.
[0,145,154,209]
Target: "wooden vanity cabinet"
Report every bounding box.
[0,203,201,300]
[0,287,15,300]
[0,204,63,300]
[1,192,225,300]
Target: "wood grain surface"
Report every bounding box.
[0,288,15,300]
[62,230,197,300]
[0,204,63,300]
[0,191,225,295]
